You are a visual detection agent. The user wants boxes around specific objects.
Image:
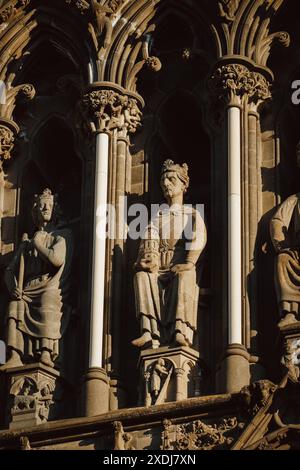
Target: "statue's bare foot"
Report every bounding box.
[278,313,297,328]
[175,333,188,347]
[41,350,54,368]
[0,351,23,371]
[131,332,152,348]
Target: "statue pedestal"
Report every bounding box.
[1,363,64,430]
[138,346,203,407]
[279,321,300,381]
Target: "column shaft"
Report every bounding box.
[84,132,110,417]
[89,132,109,368]
[228,106,242,345]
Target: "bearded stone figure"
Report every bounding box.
[270,143,300,327]
[1,189,73,369]
[132,160,207,349]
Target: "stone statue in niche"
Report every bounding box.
[132,159,207,349]
[1,188,73,370]
[270,143,300,327]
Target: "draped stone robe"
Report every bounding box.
[134,205,207,346]
[5,228,73,360]
[270,194,300,317]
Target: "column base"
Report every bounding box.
[139,346,204,407]
[220,344,250,393]
[83,367,109,416]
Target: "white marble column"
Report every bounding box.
[89,131,109,369]
[84,131,110,416]
[228,106,242,345]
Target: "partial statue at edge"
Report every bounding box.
[270,142,300,328]
[1,188,73,370]
[132,159,207,349]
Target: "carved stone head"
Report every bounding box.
[160,159,190,198]
[32,188,60,227]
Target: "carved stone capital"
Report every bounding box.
[0,119,19,170]
[209,63,271,108]
[81,83,144,134]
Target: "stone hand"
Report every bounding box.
[33,231,47,249]
[139,258,159,273]
[10,286,22,300]
[170,262,194,274]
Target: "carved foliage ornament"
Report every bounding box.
[210,64,271,106]
[0,0,31,30]
[83,89,142,133]
[0,124,15,166]
[65,0,125,14]
[65,0,90,14]
[161,417,242,451]
[218,0,240,22]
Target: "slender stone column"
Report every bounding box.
[210,63,271,392]
[83,131,110,416]
[228,106,242,345]
[81,82,143,414]
[89,132,109,369]
[175,368,186,401]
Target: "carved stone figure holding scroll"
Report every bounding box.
[132,159,207,349]
[1,189,73,369]
[270,144,300,327]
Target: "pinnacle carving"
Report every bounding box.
[82,88,142,133]
[209,63,271,107]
